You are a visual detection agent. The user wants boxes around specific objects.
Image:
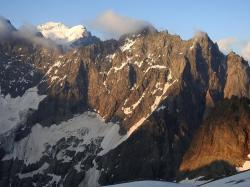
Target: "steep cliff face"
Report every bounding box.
[0,20,250,187]
[224,52,250,98]
[179,97,250,180]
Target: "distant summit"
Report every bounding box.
[37,22,88,44]
[37,22,99,47]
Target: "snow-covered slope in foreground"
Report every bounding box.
[37,22,88,45]
[103,170,250,187]
[202,170,250,187]
[103,181,195,187]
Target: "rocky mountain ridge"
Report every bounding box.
[0,18,250,187]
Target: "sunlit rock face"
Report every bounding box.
[179,97,250,180]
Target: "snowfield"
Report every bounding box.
[102,170,250,187]
[2,111,124,186]
[0,87,46,135]
[202,170,250,187]
[103,181,195,187]
[3,111,122,164]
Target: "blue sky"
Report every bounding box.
[1,0,250,59]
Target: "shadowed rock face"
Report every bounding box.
[0,23,250,187]
[97,110,192,185]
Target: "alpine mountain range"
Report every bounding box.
[0,17,250,187]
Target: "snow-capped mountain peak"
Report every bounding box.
[37,22,89,45]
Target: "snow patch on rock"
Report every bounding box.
[144,65,167,74]
[79,161,100,187]
[122,92,146,115]
[236,154,250,171]
[120,38,136,52]
[121,71,178,144]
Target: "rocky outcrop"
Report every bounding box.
[224,52,250,98]
[179,97,250,180]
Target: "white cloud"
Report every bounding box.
[91,10,151,39]
[216,37,250,61]
[0,16,16,38]
[0,16,57,49]
[194,31,208,38]
[241,42,250,61]
[216,37,237,53]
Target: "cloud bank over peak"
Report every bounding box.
[91,10,152,39]
[0,16,58,49]
[0,16,16,37]
[242,42,250,61]
[217,37,237,53]
[216,37,250,61]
